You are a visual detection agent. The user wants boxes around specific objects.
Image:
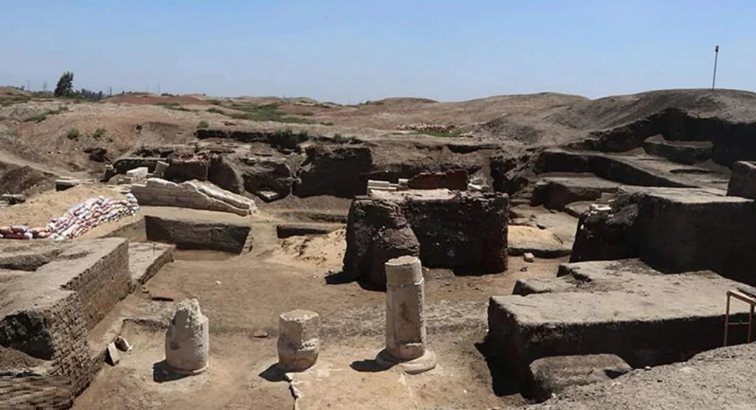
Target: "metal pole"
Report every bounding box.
[712,45,720,90]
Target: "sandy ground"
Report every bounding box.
[69,199,566,410]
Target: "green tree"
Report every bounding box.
[54,72,74,97]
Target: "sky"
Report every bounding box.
[1,0,754,103]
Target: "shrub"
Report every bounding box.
[269,129,310,150]
[207,107,224,114]
[197,120,209,129]
[67,128,79,140]
[209,99,222,105]
[93,127,106,139]
[331,133,358,144]
[299,111,314,116]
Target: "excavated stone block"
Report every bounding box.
[165,299,209,375]
[277,310,320,372]
[527,354,632,402]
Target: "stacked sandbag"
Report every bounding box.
[0,194,140,241]
[48,193,140,240]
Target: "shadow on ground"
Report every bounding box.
[474,341,520,397]
[152,360,191,383]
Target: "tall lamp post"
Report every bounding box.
[712,45,720,90]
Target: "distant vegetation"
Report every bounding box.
[224,103,327,125]
[331,133,360,144]
[197,120,209,129]
[53,71,106,101]
[206,107,224,114]
[269,129,311,149]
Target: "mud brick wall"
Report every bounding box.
[402,193,508,272]
[0,291,93,395]
[0,376,73,410]
[344,192,509,280]
[164,160,209,182]
[60,240,130,330]
[145,215,251,254]
[44,293,94,394]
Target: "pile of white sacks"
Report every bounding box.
[0,194,140,240]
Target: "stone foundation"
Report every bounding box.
[0,239,133,394]
[145,215,252,254]
[130,178,256,216]
[343,190,508,285]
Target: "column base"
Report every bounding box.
[167,363,208,376]
[375,349,437,374]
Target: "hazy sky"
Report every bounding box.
[2,0,754,103]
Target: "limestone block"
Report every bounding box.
[377,255,437,374]
[126,167,149,179]
[155,161,169,177]
[165,299,209,375]
[277,310,320,372]
[524,253,535,263]
[106,342,120,366]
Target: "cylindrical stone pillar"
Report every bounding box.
[165,299,209,375]
[377,255,436,373]
[385,255,426,360]
[277,310,320,372]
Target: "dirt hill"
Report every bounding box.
[1,88,756,178]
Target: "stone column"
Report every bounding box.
[277,310,320,372]
[377,255,437,374]
[165,299,209,375]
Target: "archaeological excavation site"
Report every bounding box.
[3,88,756,409]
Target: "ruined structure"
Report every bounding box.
[376,256,436,374]
[277,310,320,372]
[343,190,508,286]
[130,178,256,216]
[0,238,172,395]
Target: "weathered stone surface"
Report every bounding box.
[376,256,436,374]
[130,178,256,216]
[570,191,642,262]
[128,242,174,287]
[407,169,468,190]
[344,190,508,284]
[528,354,631,401]
[488,259,752,382]
[275,223,342,239]
[643,135,712,165]
[277,310,320,372]
[530,175,619,210]
[295,145,373,198]
[145,215,251,254]
[490,152,532,194]
[0,239,132,394]
[114,336,131,352]
[165,299,209,375]
[519,343,756,410]
[726,161,756,199]
[343,199,419,284]
[105,343,120,366]
[535,149,728,190]
[242,157,295,201]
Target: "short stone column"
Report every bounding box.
[277,310,320,372]
[377,255,437,374]
[165,299,209,375]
